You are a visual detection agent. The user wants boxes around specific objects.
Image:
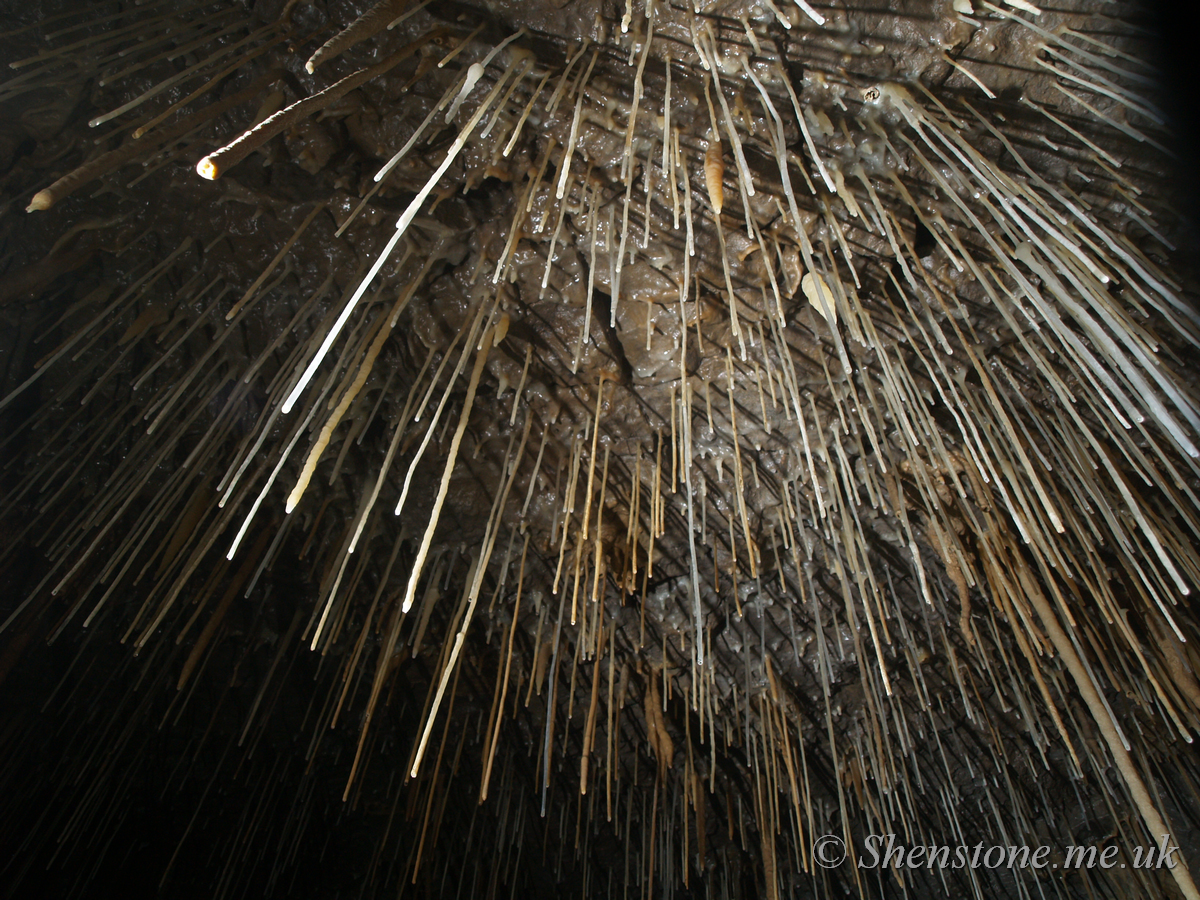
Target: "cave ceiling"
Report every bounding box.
[2,0,1200,898]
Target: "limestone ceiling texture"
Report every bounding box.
[1,0,1200,898]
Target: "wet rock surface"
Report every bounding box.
[1,1,1200,898]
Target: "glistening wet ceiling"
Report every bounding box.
[2,0,1200,898]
